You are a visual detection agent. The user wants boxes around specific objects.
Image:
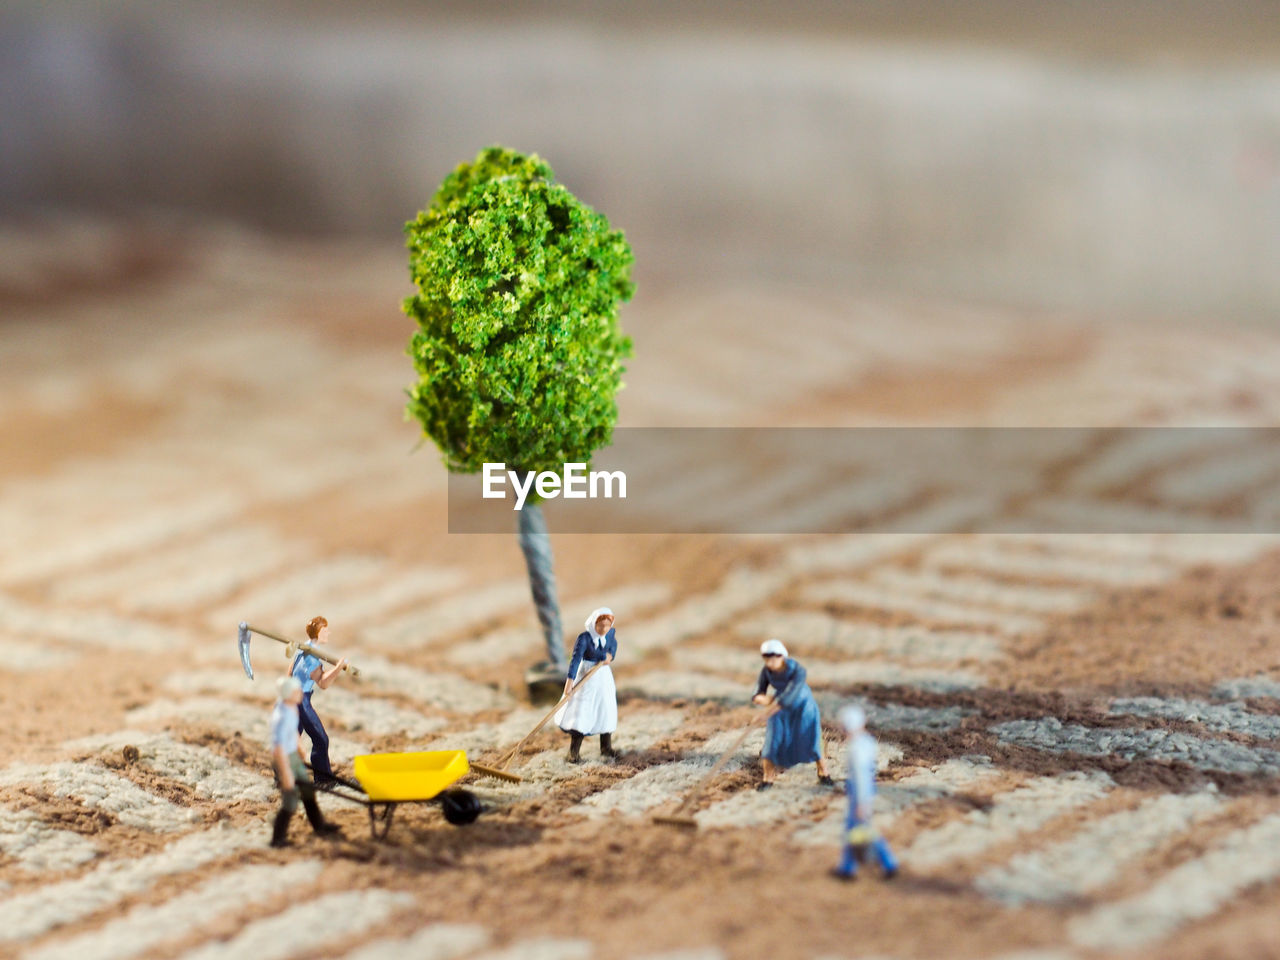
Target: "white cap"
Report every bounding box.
[839,706,866,732]
[760,638,788,658]
[276,675,302,700]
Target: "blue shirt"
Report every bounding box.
[566,629,617,680]
[270,702,300,750]
[291,652,322,693]
[846,731,879,822]
[755,658,811,710]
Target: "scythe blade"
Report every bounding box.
[238,621,254,680]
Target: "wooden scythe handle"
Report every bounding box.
[245,623,361,678]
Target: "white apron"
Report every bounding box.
[554,656,617,736]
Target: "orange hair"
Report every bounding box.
[305,616,328,640]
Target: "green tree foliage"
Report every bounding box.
[404,146,634,475]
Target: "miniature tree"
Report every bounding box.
[403,145,634,675]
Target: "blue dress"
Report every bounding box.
[756,657,823,769]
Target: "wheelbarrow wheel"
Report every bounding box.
[440,788,482,826]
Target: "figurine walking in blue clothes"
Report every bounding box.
[753,639,833,790]
[833,705,897,881]
[290,615,348,785]
[555,607,619,763]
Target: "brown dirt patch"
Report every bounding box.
[1004,551,1280,692]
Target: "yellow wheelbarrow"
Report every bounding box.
[321,750,483,840]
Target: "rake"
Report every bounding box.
[487,660,609,778]
[467,762,525,784]
[653,710,772,829]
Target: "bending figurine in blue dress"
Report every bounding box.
[833,705,898,881]
[753,639,833,790]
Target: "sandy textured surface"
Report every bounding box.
[4,219,1280,959]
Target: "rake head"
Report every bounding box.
[651,813,698,829]
[467,762,524,783]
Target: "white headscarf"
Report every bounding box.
[585,607,615,644]
[760,638,788,658]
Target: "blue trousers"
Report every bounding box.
[838,819,897,877]
[297,692,333,781]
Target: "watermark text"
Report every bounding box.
[482,462,627,510]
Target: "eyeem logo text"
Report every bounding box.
[482,463,628,511]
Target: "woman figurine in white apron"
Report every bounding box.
[555,607,618,763]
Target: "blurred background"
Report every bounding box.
[7,11,1280,958]
[2,0,1278,322]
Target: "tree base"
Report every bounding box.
[524,660,565,706]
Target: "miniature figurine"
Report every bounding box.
[832,705,897,881]
[752,639,833,790]
[269,675,342,848]
[402,146,635,699]
[554,607,619,763]
[290,615,348,785]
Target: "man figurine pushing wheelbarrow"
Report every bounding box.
[270,676,343,848]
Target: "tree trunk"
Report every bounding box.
[517,499,565,671]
